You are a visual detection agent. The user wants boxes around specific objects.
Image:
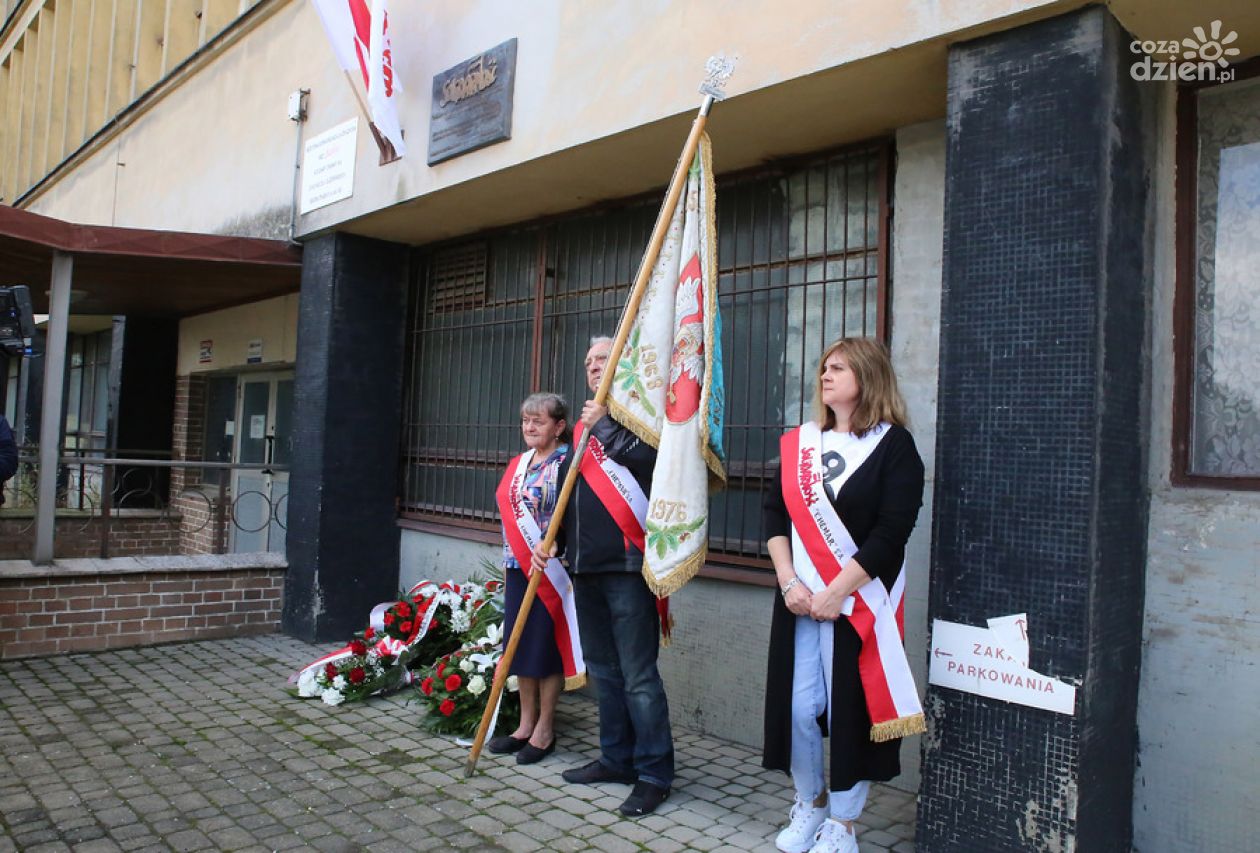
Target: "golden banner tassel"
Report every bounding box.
[870,712,926,743]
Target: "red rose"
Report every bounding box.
[444,674,462,691]
[429,618,439,630]
[473,599,483,609]
[364,627,375,640]
[349,640,367,656]
[383,612,395,626]
[324,663,337,680]
[400,620,412,635]
[396,601,411,617]
[349,667,366,685]
[439,699,455,716]
[436,662,446,677]
[420,677,434,696]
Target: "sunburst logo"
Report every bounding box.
[1130,20,1241,83]
[1181,20,1241,67]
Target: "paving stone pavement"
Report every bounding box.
[0,634,917,852]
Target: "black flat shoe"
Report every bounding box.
[487,734,529,755]
[515,738,556,765]
[619,780,671,816]
[561,759,636,785]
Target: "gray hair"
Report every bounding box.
[589,335,613,350]
[520,392,573,445]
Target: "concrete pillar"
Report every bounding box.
[33,251,72,563]
[919,7,1150,850]
[282,232,409,642]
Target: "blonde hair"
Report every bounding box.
[812,337,909,436]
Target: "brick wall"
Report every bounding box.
[170,373,231,555]
[0,566,284,659]
[170,373,206,498]
[171,490,228,555]
[0,512,183,560]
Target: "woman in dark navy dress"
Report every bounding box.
[488,392,571,765]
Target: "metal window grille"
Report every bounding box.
[400,141,890,566]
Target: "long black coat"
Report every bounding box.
[761,424,924,791]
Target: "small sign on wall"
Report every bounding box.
[301,117,359,214]
[246,339,263,364]
[929,613,1077,715]
[428,39,518,165]
[199,340,213,364]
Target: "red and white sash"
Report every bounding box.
[780,421,925,742]
[573,422,673,642]
[573,422,648,551]
[497,449,586,690]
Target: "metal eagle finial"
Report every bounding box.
[699,53,738,101]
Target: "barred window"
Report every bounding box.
[401,142,890,567]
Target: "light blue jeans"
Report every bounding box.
[791,616,870,821]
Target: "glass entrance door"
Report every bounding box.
[230,373,293,554]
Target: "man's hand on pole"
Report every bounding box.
[581,401,608,427]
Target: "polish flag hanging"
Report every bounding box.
[311,0,407,160]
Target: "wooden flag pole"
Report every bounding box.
[464,88,732,780]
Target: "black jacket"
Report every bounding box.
[559,415,656,574]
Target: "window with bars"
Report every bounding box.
[401,142,890,567]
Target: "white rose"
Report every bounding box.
[297,669,319,698]
[459,658,474,673]
[467,675,486,696]
[506,675,519,693]
[332,675,347,690]
[321,689,345,706]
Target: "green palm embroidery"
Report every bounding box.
[645,515,706,559]
[615,327,657,417]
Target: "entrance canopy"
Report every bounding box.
[0,204,303,564]
[0,205,302,316]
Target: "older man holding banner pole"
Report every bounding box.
[464,57,735,813]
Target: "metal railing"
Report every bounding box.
[2,450,290,560]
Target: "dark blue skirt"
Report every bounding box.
[503,563,564,678]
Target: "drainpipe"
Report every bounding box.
[33,251,72,563]
[287,89,310,243]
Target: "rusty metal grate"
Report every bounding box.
[400,141,891,569]
[429,242,489,311]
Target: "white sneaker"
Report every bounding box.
[775,795,829,853]
[808,818,859,853]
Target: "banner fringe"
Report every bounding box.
[564,673,588,691]
[644,546,707,599]
[870,713,925,742]
[607,398,661,450]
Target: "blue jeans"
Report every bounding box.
[573,572,674,788]
[792,616,869,820]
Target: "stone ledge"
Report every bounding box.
[0,552,288,580]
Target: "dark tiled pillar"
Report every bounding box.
[283,232,408,642]
[919,7,1149,850]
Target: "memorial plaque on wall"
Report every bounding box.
[428,38,518,165]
